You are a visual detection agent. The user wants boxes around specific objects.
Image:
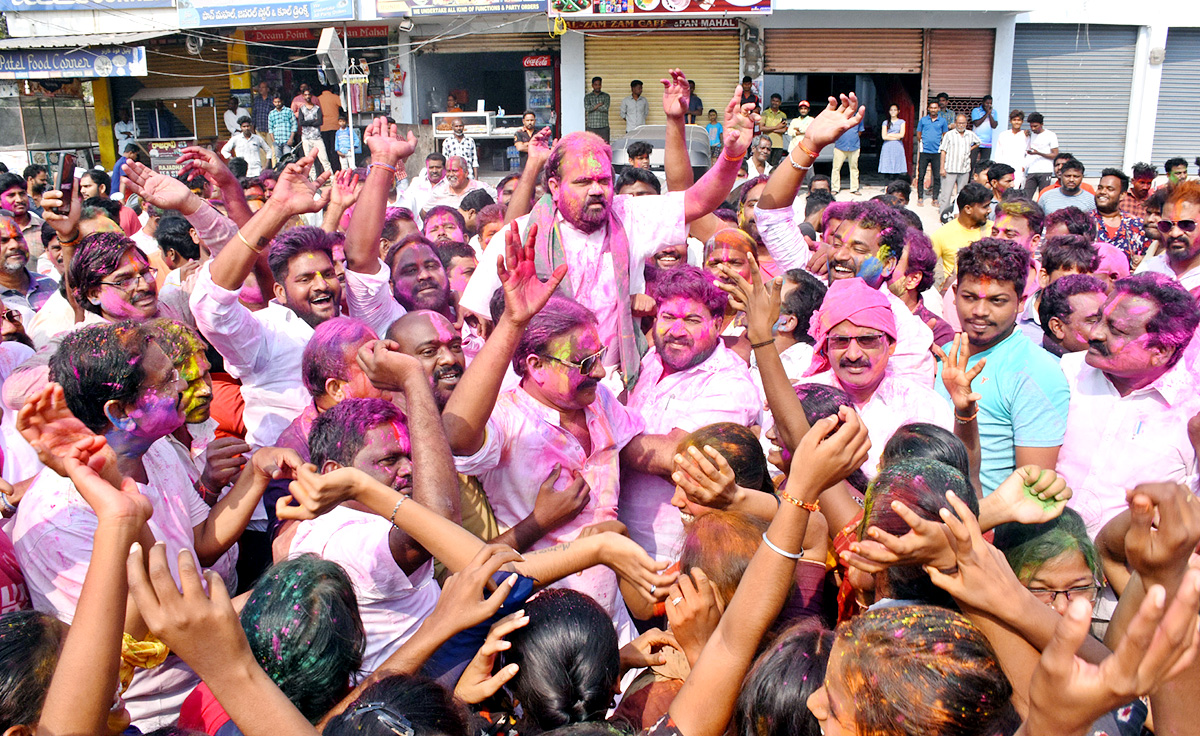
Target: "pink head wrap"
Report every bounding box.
[805,278,898,376]
[1095,242,1131,282]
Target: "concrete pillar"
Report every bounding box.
[92,77,116,170]
[1125,23,1168,169]
[560,30,584,134]
[227,30,251,91]
[392,32,416,126]
[990,14,1016,125]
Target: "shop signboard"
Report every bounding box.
[565,16,737,28]
[551,0,768,16]
[376,0,542,18]
[146,139,193,176]
[0,45,147,80]
[179,0,355,28]
[0,0,169,10]
[245,26,388,43]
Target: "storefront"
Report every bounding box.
[582,19,739,134]
[1151,27,1200,165]
[411,31,560,174]
[1009,24,1137,170]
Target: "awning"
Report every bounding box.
[131,86,205,100]
[0,30,172,50]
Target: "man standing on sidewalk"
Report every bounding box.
[915,101,948,207]
[939,113,981,222]
[585,77,611,142]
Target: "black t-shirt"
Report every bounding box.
[515,129,533,169]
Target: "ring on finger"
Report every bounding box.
[649,585,656,594]
[671,596,683,607]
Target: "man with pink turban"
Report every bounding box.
[800,278,952,477]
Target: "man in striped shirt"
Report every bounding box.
[939,113,981,222]
[441,119,479,180]
[267,94,297,164]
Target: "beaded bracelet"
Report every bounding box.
[389,495,407,529]
[370,161,397,173]
[781,492,820,513]
[796,140,820,159]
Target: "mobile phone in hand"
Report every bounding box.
[54,154,76,216]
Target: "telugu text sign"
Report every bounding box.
[178,0,354,28]
[0,46,147,80]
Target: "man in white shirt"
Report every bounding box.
[221,117,271,177]
[1022,112,1059,198]
[1058,273,1200,537]
[399,152,446,221]
[1140,180,1200,295]
[223,96,251,137]
[190,158,341,447]
[114,108,140,146]
[620,79,649,133]
[619,265,762,560]
[992,109,1029,189]
[799,277,952,477]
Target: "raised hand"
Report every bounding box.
[528,126,554,165]
[355,338,425,393]
[177,146,239,193]
[268,154,330,216]
[671,445,738,510]
[433,544,523,637]
[530,464,590,533]
[328,168,361,211]
[932,332,985,412]
[665,567,722,666]
[985,466,1071,527]
[1023,571,1200,736]
[844,498,956,574]
[63,436,152,527]
[497,221,567,325]
[122,161,202,215]
[276,464,369,521]
[787,407,871,499]
[721,84,760,158]
[798,93,865,155]
[199,437,251,500]
[926,490,1028,614]
[715,252,781,345]
[1124,482,1200,590]
[39,187,82,239]
[17,384,119,486]
[453,609,528,704]
[661,68,690,121]
[363,116,417,164]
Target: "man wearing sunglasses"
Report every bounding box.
[1140,181,1200,297]
[1057,272,1200,537]
[800,278,952,478]
[619,265,761,560]
[445,239,683,643]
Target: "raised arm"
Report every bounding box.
[345,117,417,274]
[758,94,864,211]
[682,85,758,223]
[933,333,984,493]
[193,446,302,566]
[662,69,695,193]
[504,127,552,224]
[668,411,870,736]
[177,146,255,227]
[441,222,566,454]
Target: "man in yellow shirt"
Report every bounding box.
[761,93,788,167]
[931,182,993,291]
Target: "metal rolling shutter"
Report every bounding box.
[411,33,558,54]
[1009,24,1136,170]
[142,37,230,141]
[764,29,923,74]
[1152,29,1200,166]
[585,32,739,131]
[927,29,995,98]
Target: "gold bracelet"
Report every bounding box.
[236,230,263,255]
[781,492,820,513]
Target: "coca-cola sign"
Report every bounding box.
[523,55,553,68]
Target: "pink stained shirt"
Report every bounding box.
[619,342,763,560]
[797,369,953,478]
[461,193,688,363]
[454,383,645,640]
[1057,350,1200,538]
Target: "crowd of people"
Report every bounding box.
[0,68,1198,736]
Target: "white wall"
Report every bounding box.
[6,6,179,36]
[560,30,584,134]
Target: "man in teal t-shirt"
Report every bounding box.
[936,237,1070,493]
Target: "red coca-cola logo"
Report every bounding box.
[523,55,552,68]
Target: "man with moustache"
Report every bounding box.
[799,278,952,478]
[1092,168,1146,264]
[0,214,57,317]
[1057,272,1200,537]
[424,156,492,212]
[400,152,447,220]
[462,76,757,390]
[618,265,761,560]
[937,237,1070,493]
[1140,180,1200,296]
[1121,162,1157,218]
[422,205,468,246]
[444,238,681,641]
[1036,274,1108,358]
[0,173,44,258]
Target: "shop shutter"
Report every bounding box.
[927,29,995,98]
[584,32,739,132]
[411,33,558,54]
[1152,29,1200,168]
[142,37,230,141]
[764,29,922,74]
[1009,24,1136,170]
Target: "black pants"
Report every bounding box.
[1024,172,1052,198]
[586,126,610,143]
[320,129,341,174]
[917,152,941,200]
[769,147,785,167]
